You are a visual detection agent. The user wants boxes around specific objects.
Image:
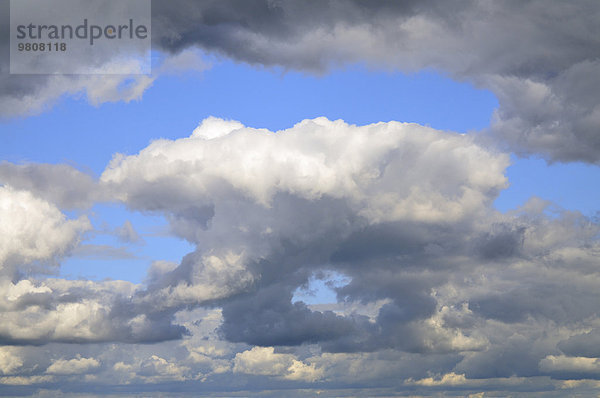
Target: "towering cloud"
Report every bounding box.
[0,117,598,395]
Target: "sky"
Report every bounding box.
[1,1,600,396]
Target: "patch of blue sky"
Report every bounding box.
[60,203,194,283]
[494,155,600,217]
[293,271,351,305]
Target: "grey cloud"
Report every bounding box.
[475,223,525,260]
[0,163,100,209]
[70,244,138,260]
[456,340,545,379]
[558,330,600,358]
[469,284,600,324]
[0,0,154,118]
[150,0,430,70]
[220,284,360,347]
[115,220,142,244]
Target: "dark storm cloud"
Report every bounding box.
[558,330,600,358]
[150,0,430,70]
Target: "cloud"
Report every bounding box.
[0,347,23,375]
[233,346,322,382]
[406,372,468,387]
[539,355,600,375]
[0,276,189,345]
[158,48,211,75]
[558,330,600,358]
[0,375,53,386]
[46,356,100,375]
[0,163,99,209]
[115,221,142,244]
[137,355,192,382]
[101,116,508,223]
[0,0,155,118]
[0,62,155,118]
[0,185,90,278]
[99,116,509,350]
[70,244,138,260]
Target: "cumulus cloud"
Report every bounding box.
[101,116,507,222]
[1,116,599,395]
[0,278,186,344]
[0,186,90,278]
[558,330,600,358]
[46,356,100,375]
[539,355,600,376]
[98,117,509,349]
[233,346,322,382]
[84,117,600,393]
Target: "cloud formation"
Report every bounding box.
[0,112,599,396]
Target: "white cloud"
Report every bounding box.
[0,347,23,375]
[46,356,100,375]
[539,355,600,374]
[102,117,508,226]
[233,346,322,382]
[406,372,468,387]
[0,186,90,277]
